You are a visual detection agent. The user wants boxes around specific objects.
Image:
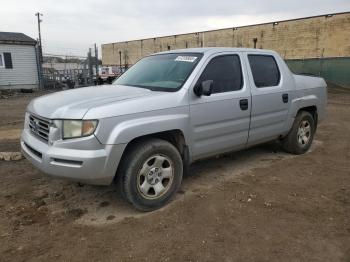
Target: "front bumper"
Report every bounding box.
[21,129,126,185]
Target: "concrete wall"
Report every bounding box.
[102,12,350,66]
[0,44,38,90]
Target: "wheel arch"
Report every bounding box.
[114,129,190,182]
[297,105,318,127]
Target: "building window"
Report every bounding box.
[0,53,4,68]
[0,52,13,69]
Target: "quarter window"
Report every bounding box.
[248,55,281,87]
[197,55,243,94]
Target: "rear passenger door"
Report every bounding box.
[189,53,251,160]
[245,53,293,146]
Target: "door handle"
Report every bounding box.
[239,99,249,111]
[282,94,289,103]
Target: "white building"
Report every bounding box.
[0,32,39,90]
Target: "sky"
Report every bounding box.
[0,0,349,57]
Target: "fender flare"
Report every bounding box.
[104,114,190,146]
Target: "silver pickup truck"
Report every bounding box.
[21,48,327,211]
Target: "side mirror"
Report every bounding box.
[194,80,213,97]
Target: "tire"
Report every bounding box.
[118,138,183,211]
[282,111,315,155]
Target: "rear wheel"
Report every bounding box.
[118,138,183,211]
[282,111,315,154]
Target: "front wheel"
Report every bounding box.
[282,111,316,155]
[118,138,183,211]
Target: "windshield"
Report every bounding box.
[114,53,203,91]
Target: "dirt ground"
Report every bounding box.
[0,89,349,262]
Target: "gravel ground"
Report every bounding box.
[0,89,349,261]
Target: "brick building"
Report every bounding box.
[102,12,350,87]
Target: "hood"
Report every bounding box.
[27,85,155,119]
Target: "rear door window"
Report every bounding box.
[248,55,280,87]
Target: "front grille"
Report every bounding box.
[29,114,50,142]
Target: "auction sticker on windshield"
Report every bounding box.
[175,56,198,62]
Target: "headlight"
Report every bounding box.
[62,120,98,139]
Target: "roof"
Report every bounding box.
[153,47,277,56]
[0,32,37,45]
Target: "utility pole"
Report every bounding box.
[88,48,93,84]
[35,12,43,50]
[94,43,98,78]
[119,51,122,72]
[35,12,44,89]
